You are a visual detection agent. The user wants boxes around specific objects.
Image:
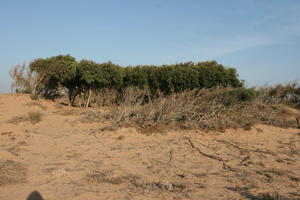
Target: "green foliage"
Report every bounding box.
[99,62,123,89]
[78,60,123,89]
[122,66,149,89]
[28,55,78,100]
[219,87,257,106]
[29,58,51,75]
[196,87,257,107]
[47,55,77,82]
[26,55,243,106]
[29,55,79,105]
[78,60,99,88]
[121,61,241,95]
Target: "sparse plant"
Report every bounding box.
[30,94,39,100]
[7,111,43,125]
[243,123,252,131]
[25,102,47,110]
[80,110,101,123]
[27,111,43,124]
[7,115,27,124]
[258,193,290,200]
[10,63,33,94]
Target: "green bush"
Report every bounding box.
[25,55,243,106]
[202,88,257,107]
[121,61,242,95]
[227,87,257,104]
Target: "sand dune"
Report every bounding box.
[0,94,299,200]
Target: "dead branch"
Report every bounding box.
[240,155,250,165]
[216,139,282,161]
[168,149,174,163]
[223,163,236,172]
[184,137,224,162]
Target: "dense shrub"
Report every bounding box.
[11,55,243,106]
[206,87,257,107]
[121,61,242,95]
[78,60,123,107]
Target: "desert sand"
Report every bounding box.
[0,94,299,200]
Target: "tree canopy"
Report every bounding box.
[13,55,243,106]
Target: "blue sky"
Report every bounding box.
[0,0,299,93]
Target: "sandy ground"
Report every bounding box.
[0,94,299,200]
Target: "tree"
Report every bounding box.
[78,60,122,107]
[29,58,51,95]
[122,66,148,89]
[99,62,122,89]
[78,60,102,107]
[12,55,243,107]
[47,55,79,106]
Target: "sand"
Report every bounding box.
[0,94,299,200]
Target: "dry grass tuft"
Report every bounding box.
[25,102,47,110]
[7,115,27,124]
[257,82,300,108]
[99,124,120,132]
[53,108,79,116]
[8,111,43,124]
[256,193,292,200]
[27,112,43,124]
[0,160,27,185]
[86,170,140,185]
[86,170,186,192]
[80,110,102,123]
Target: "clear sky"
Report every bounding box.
[0,0,299,93]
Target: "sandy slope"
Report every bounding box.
[0,94,299,200]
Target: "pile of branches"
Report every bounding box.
[105,88,299,132]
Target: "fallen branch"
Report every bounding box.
[168,149,173,163]
[240,155,250,165]
[184,137,224,162]
[223,163,236,171]
[216,139,282,162]
[1,131,13,135]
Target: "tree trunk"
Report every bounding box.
[85,88,92,108]
[32,74,46,95]
[71,95,76,106]
[68,92,72,107]
[68,89,76,107]
[71,89,80,107]
[32,84,37,95]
